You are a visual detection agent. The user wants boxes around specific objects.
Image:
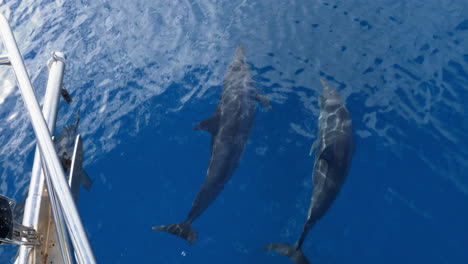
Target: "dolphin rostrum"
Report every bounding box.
[263,79,353,264]
[152,44,271,244]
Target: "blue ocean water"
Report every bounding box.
[0,0,467,263]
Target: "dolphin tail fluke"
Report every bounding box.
[152,222,197,245]
[263,243,310,264]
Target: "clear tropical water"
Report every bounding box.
[0,0,467,263]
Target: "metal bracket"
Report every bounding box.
[0,195,39,247]
[0,54,10,65]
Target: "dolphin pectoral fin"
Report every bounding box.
[152,222,197,245]
[80,170,93,191]
[309,139,319,156]
[255,91,273,111]
[263,243,310,264]
[195,115,220,134]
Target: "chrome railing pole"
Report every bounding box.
[41,156,74,264]
[0,14,96,263]
[40,53,75,264]
[17,52,67,264]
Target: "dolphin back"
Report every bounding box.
[152,222,197,245]
[263,243,310,264]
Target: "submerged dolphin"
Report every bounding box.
[152,44,271,244]
[264,79,353,264]
[55,111,80,170]
[54,111,92,192]
[14,111,92,221]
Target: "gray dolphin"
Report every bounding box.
[54,111,80,170]
[152,44,271,244]
[54,111,92,192]
[263,79,353,264]
[14,111,92,222]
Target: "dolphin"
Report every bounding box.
[54,110,92,192]
[13,111,92,222]
[263,79,353,264]
[54,111,81,170]
[152,44,271,244]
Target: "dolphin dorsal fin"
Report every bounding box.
[195,115,220,134]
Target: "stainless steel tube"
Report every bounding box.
[41,156,74,264]
[0,14,96,264]
[17,52,66,264]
